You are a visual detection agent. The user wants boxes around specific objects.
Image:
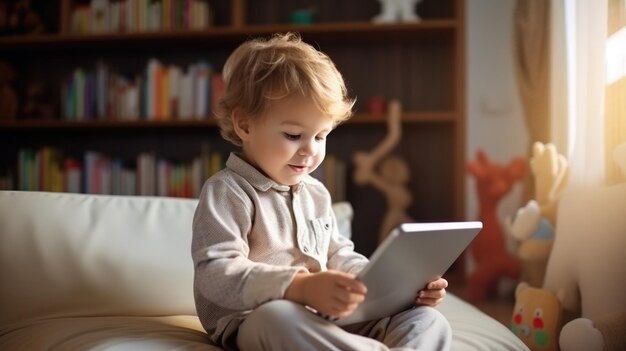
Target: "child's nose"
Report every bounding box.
[299,139,317,156]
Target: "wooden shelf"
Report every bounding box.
[352,112,456,124]
[0,112,455,131]
[0,0,466,255]
[0,119,217,130]
[0,20,456,53]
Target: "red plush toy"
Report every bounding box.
[467,150,526,300]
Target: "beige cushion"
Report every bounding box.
[0,316,219,350]
[0,191,199,329]
[439,294,528,350]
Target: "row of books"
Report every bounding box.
[61,59,224,121]
[71,0,212,34]
[9,145,223,198]
[1,146,350,202]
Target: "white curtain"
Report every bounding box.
[551,0,608,186]
[550,0,568,155]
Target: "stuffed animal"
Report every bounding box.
[372,0,422,23]
[21,81,54,119]
[541,142,626,351]
[466,150,526,300]
[512,282,563,351]
[0,60,18,120]
[6,0,44,35]
[507,142,568,287]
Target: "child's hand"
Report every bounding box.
[416,277,448,307]
[286,270,367,318]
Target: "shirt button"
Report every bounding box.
[303,247,309,253]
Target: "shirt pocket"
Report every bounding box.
[309,216,332,256]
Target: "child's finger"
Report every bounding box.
[428,278,448,290]
[419,289,446,299]
[337,276,367,294]
[416,296,443,307]
[334,286,367,304]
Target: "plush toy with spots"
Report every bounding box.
[512,282,563,351]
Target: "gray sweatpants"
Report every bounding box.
[232,300,452,351]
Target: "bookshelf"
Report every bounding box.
[0,0,466,257]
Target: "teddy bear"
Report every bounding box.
[506,142,569,287]
[512,282,563,351]
[517,142,626,351]
[372,0,423,23]
[5,0,44,35]
[20,81,54,119]
[466,150,526,300]
[0,60,18,120]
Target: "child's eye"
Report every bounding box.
[315,136,326,142]
[283,133,301,141]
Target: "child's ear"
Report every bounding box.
[232,108,252,141]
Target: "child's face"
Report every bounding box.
[240,96,334,186]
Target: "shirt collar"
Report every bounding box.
[226,152,308,193]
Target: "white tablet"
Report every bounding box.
[331,221,482,326]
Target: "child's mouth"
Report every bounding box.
[289,165,306,173]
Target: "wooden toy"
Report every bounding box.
[353,99,412,243]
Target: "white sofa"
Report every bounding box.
[0,191,528,350]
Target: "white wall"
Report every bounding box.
[465,0,529,223]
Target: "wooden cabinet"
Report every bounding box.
[0,0,465,256]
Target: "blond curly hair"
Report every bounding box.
[214,32,355,146]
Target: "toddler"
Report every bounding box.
[191,32,451,351]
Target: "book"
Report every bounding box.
[64,158,82,194]
[211,73,224,118]
[91,0,109,33]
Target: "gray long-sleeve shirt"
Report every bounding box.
[191,153,368,343]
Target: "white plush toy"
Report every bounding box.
[506,142,568,287]
[373,0,422,23]
[542,142,626,351]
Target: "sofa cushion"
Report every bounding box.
[438,294,528,350]
[0,191,199,330]
[0,315,220,350]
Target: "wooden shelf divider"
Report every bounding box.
[0,112,455,130]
